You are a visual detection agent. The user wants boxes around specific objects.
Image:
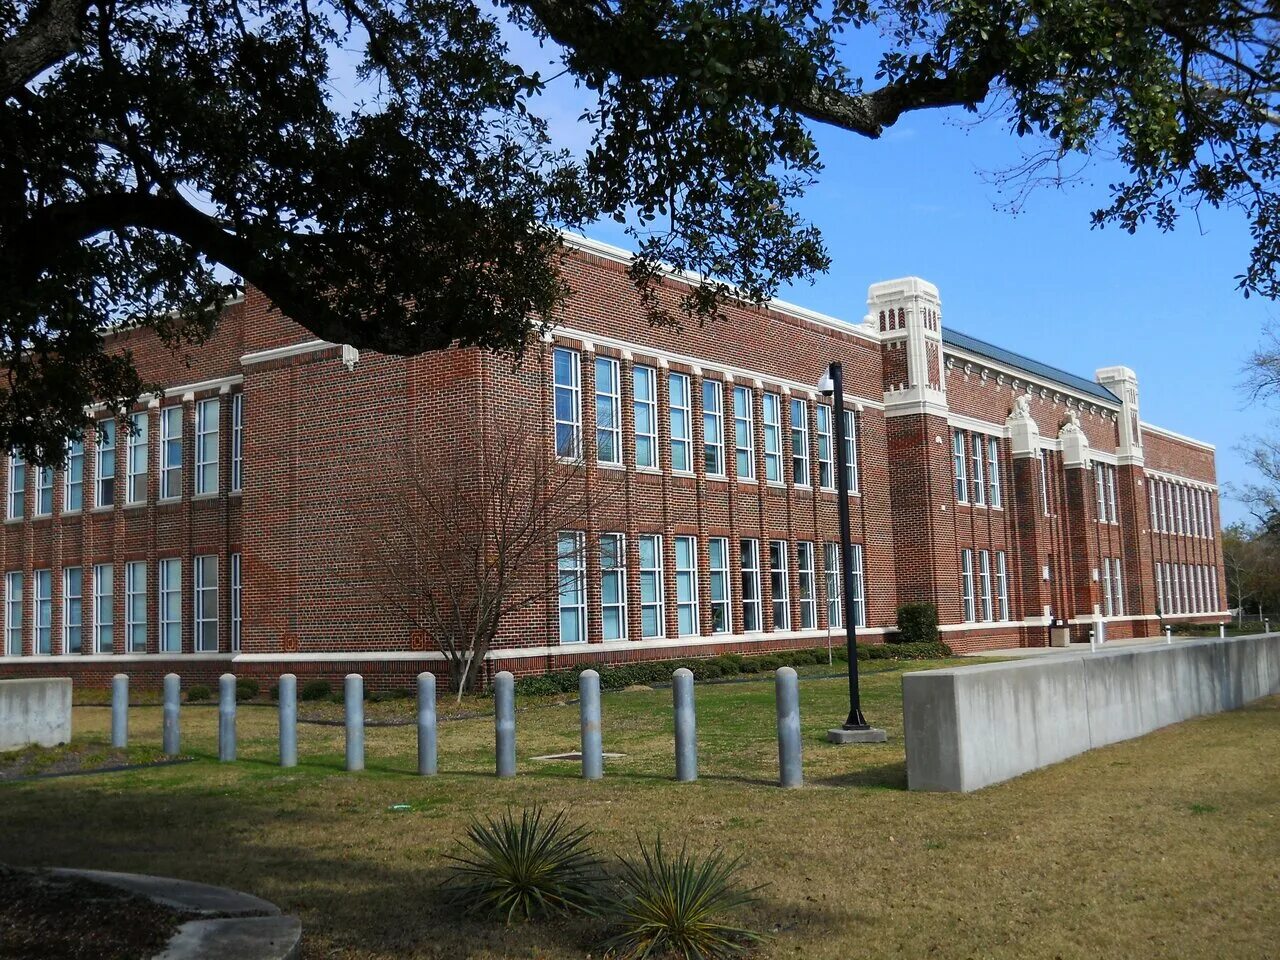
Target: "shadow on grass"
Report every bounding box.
[810,760,908,790]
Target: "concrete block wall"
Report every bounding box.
[0,677,72,750]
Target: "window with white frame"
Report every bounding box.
[637,535,665,638]
[970,433,986,505]
[733,386,755,480]
[94,564,113,653]
[231,393,244,491]
[160,406,182,499]
[669,372,692,472]
[770,540,789,630]
[1113,558,1125,616]
[231,553,242,651]
[159,558,181,652]
[1102,558,1115,617]
[796,541,817,629]
[63,566,82,654]
[1107,466,1118,522]
[740,539,762,631]
[978,549,993,621]
[1180,564,1189,613]
[1211,566,1220,609]
[6,571,22,656]
[708,537,731,633]
[790,398,809,486]
[195,398,220,494]
[96,420,116,507]
[995,551,1009,621]
[127,412,148,504]
[64,438,84,512]
[595,356,622,465]
[194,555,218,651]
[600,533,627,640]
[557,531,586,644]
[34,569,51,655]
[1148,482,1158,531]
[815,405,834,489]
[703,379,724,476]
[1038,451,1051,516]
[1095,464,1107,521]
[762,393,783,482]
[824,542,841,629]
[633,366,658,469]
[953,430,968,502]
[126,561,147,652]
[7,455,24,519]
[1154,562,1165,615]
[987,437,1002,507]
[842,409,859,493]
[960,549,976,622]
[1174,485,1184,534]
[1158,480,1169,532]
[553,348,582,459]
[675,536,699,636]
[35,466,53,516]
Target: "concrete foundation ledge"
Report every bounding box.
[903,633,1280,792]
[0,677,72,750]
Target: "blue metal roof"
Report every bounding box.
[942,328,1120,405]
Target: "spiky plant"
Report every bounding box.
[441,806,603,923]
[602,838,764,959]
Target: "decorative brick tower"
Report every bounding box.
[1096,366,1150,618]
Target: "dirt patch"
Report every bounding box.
[0,865,190,960]
[0,743,181,781]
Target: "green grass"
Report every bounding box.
[1,658,1277,960]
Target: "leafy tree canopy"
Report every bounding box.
[3,0,1278,461]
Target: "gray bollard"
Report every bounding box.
[417,672,437,776]
[1165,625,1173,644]
[494,670,516,778]
[775,667,802,788]
[162,673,181,756]
[110,673,128,749]
[345,674,364,772]
[218,673,237,762]
[673,668,697,782]
[579,670,603,780]
[1219,623,1226,639]
[279,674,297,768]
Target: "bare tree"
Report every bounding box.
[1222,523,1259,626]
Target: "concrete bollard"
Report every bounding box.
[1165,625,1173,644]
[579,670,602,780]
[218,673,237,762]
[162,673,181,756]
[495,670,516,778]
[1266,619,1271,634]
[417,672,437,776]
[279,674,297,768]
[110,673,128,749]
[345,674,364,772]
[1219,623,1226,639]
[775,667,802,788]
[673,668,697,782]
[1088,629,1097,652]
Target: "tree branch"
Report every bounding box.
[0,0,90,97]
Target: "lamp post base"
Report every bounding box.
[827,725,888,744]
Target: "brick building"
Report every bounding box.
[0,235,1227,689]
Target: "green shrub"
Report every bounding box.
[268,683,279,701]
[235,678,259,702]
[185,685,211,702]
[601,838,762,960]
[299,679,331,701]
[738,660,760,674]
[441,806,602,922]
[895,603,940,645]
[755,655,782,671]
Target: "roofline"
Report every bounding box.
[942,341,1122,411]
[1141,421,1216,452]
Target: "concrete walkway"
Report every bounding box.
[960,635,1216,659]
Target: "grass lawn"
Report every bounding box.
[2,657,1277,960]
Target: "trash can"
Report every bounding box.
[1049,618,1071,648]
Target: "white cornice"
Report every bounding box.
[944,346,1122,414]
[1144,467,1218,492]
[1140,421,1216,452]
[241,339,334,367]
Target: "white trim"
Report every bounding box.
[164,374,244,398]
[944,346,1122,413]
[1144,467,1218,492]
[241,339,332,367]
[30,653,235,663]
[1140,421,1215,451]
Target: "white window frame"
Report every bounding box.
[848,543,865,628]
[1107,466,1118,523]
[762,392,783,483]
[193,555,218,652]
[669,372,692,473]
[1095,464,1107,521]
[1155,562,1165,615]
[796,540,817,630]
[770,540,789,630]
[63,438,84,513]
[815,404,834,490]
[790,398,810,486]
[741,538,762,632]
[954,430,968,502]
[127,412,148,504]
[600,532,627,641]
[970,432,986,505]
[93,564,113,654]
[553,347,582,460]
[231,393,244,492]
[637,534,665,639]
[1113,558,1125,616]
[708,537,731,633]
[35,466,53,516]
[160,406,183,500]
[824,542,842,629]
[557,531,587,644]
[195,397,220,495]
[34,569,52,655]
[95,420,116,508]
[126,561,147,653]
[231,552,242,651]
[702,379,725,476]
[633,366,659,470]
[7,455,24,520]
[1102,558,1115,617]
[674,535,700,637]
[978,549,993,621]
[995,551,1010,621]
[1149,483,1158,531]
[987,436,1002,508]
[595,356,622,466]
[6,571,23,656]
[63,566,82,654]
[1039,451,1051,516]
[160,558,182,653]
[733,386,755,480]
[842,409,860,493]
[961,549,976,622]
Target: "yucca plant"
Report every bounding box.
[602,838,764,959]
[440,806,603,923]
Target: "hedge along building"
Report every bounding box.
[0,235,1227,690]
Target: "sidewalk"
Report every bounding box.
[960,635,1204,659]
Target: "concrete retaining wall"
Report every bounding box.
[903,634,1280,792]
[0,678,72,751]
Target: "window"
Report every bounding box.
[34,569,51,655]
[64,438,84,512]
[815,405,834,489]
[1211,567,1220,610]
[63,566,82,654]
[159,558,181,652]
[1148,483,1158,531]
[670,373,692,472]
[708,538,731,633]
[35,466,53,516]
[790,398,809,485]
[595,357,621,465]
[1158,481,1169,533]
[195,398,220,494]
[637,535,665,638]
[95,420,116,507]
[762,393,783,482]
[600,533,627,640]
[633,366,658,469]
[1095,464,1107,521]
[824,543,841,629]
[987,437,1002,507]
[557,532,586,644]
[160,406,182,499]
[1179,564,1189,614]
[1113,558,1124,616]
[770,540,789,630]
[7,455,24,519]
[94,564,113,653]
[1102,558,1115,617]
[127,412,148,504]
[733,386,755,480]
[1107,466,1118,522]
[675,536,699,636]
[953,430,968,502]
[1174,485,1184,535]
[960,549,975,622]
[1038,451,1051,516]
[194,556,218,651]
[995,551,1009,621]
[553,348,582,459]
[970,433,985,505]
[126,561,147,652]
[978,549,993,622]
[231,393,244,492]
[842,410,859,493]
[231,553,242,652]
[740,539,762,632]
[6,572,22,656]
[703,379,724,475]
[796,541,816,629]
[1155,562,1165,615]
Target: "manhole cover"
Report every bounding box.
[530,752,627,762]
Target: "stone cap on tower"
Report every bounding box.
[871,276,946,418]
[1095,365,1144,465]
